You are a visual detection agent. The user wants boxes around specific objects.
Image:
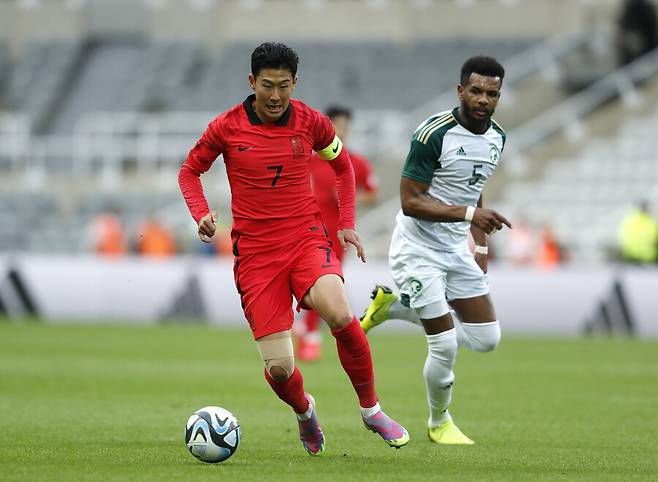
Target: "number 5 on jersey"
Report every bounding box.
[468,164,484,186]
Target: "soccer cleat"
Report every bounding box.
[362,410,410,449]
[297,394,325,455]
[359,285,398,334]
[427,420,474,445]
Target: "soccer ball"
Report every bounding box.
[184,406,240,463]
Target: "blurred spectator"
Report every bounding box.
[617,0,658,66]
[325,105,379,207]
[618,201,658,263]
[504,215,539,265]
[136,214,177,257]
[535,224,564,269]
[86,207,127,257]
[297,105,379,362]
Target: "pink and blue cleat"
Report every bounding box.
[297,394,325,455]
[363,410,410,449]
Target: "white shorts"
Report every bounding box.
[388,225,489,318]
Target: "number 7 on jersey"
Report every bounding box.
[267,165,283,187]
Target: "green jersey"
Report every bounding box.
[397,107,506,252]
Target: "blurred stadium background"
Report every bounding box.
[2,2,658,481]
[1,0,657,336]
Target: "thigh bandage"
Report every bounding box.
[256,330,295,378]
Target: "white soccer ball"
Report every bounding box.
[184,406,240,463]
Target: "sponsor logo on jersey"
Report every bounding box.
[456,146,467,156]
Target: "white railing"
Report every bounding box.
[0,112,30,171]
[0,31,590,184]
[401,31,591,130]
[349,31,593,161]
[503,47,658,176]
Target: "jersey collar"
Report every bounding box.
[243,94,293,126]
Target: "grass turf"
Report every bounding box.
[0,321,657,481]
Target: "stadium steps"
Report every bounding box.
[492,74,658,262]
[4,40,82,134]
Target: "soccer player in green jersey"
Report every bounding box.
[361,56,512,445]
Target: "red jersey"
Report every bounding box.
[311,148,377,211]
[310,149,377,260]
[179,95,355,255]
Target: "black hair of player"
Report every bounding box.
[325,105,352,121]
[251,42,299,78]
[460,56,505,86]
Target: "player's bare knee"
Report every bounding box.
[257,330,295,381]
[267,363,292,382]
[324,311,353,330]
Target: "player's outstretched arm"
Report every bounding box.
[401,177,470,222]
[401,177,512,234]
[470,206,512,235]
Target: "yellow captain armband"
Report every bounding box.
[316,135,343,161]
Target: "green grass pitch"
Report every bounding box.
[1,321,657,481]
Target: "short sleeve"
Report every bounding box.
[401,139,440,185]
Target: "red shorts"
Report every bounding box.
[317,202,344,262]
[232,224,343,340]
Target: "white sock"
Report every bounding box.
[388,299,422,325]
[424,329,458,428]
[454,318,501,352]
[452,314,469,348]
[360,402,381,419]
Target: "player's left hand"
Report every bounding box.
[474,252,488,273]
[338,229,366,263]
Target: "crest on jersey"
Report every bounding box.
[409,278,423,296]
[290,135,305,158]
[489,144,500,165]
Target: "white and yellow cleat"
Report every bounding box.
[359,285,398,334]
[427,420,474,445]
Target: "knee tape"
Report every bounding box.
[256,330,295,378]
[461,321,501,352]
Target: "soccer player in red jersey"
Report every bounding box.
[178,42,408,455]
[297,106,379,362]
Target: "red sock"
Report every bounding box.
[331,317,378,408]
[264,366,309,414]
[304,310,321,333]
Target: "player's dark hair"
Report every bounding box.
[460,56,505,86]
[251,42,299,78]
[325,105,352,121]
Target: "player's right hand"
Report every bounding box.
[472,208,512,235]
[198,211,218,243]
